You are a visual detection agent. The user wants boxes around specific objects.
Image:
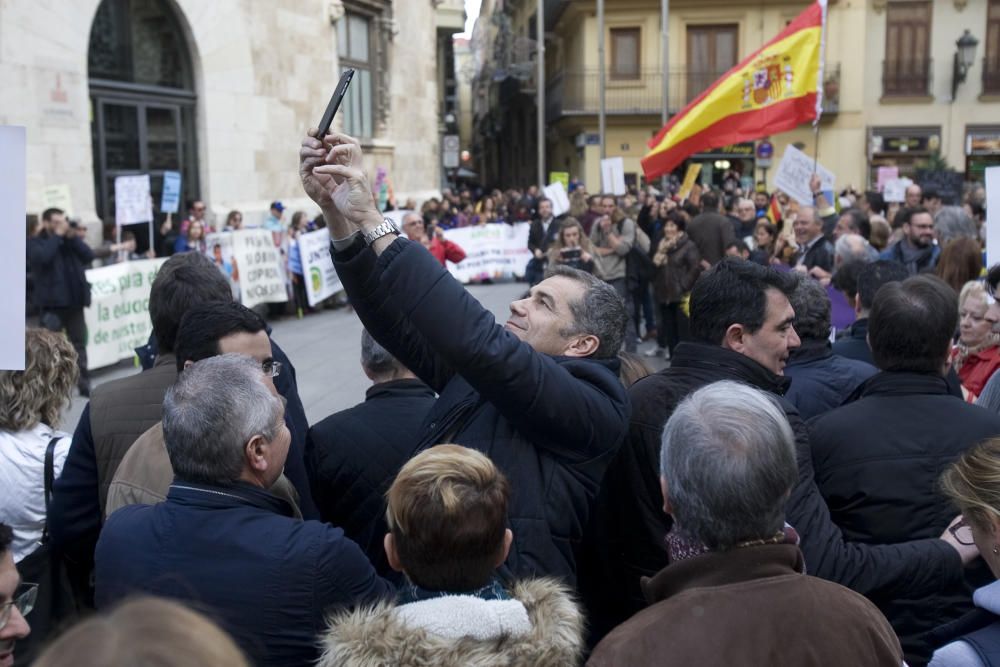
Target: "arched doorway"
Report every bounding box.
[88,0,198,252]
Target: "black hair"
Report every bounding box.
[840,208,871,240]
[726,240,750,256]
[988,264,1000,294]
[922,187,941,202]
[0,522,11,555]
[831,259,867,300]
[701,192,720,212]
[666,209,688,232]
[42,208,64,222]
[869,275,958,373]
[149,253,234,353]
[864,191,886,216]
[689,258,796,345]
[857,260,910,311]
[174,301,268,372]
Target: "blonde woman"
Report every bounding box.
[951,282,1000,402]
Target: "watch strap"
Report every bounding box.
[362,218,399,246]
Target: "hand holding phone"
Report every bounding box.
[317,69,356,139]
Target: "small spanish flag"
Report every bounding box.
[642,0,827,181]
[766,194,782,227]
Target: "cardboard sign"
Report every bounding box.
[231,229,287,308]
[773,144,835,206]
[443,223,532,284]
[986,167,1000,268]
[876,166,898,193]
[0,126,26,370]
[41,184,73,217]
[600,157,626,196]
[678,163,702,201]
[549,171,570,191]
[115,174,153,225]
[883,178,913,203]
[298,228,343,307]
[160,171,181,214]
[543,181,570,217]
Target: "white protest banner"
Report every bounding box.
[298,228,343,307]
[986,167,1000,268]
[600,157,626,196]
[160,171,181,214]
[0,126,26,370]
[773,144,835,206]
[83,258,166,370]
[883,177,913,203]
[543,181,570,217]
[443,223,532,284]
[114,174,153,225]
[231,229,287,308]
[42,184,73,217]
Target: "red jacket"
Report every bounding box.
[953,344,1000,400]
[426,236,466,267]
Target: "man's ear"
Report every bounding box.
[721,323,746,354]
[564,334,600,358]
[384,533,404,573]
[245,434,268,473]
[495,528,514,567]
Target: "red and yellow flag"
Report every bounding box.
[642,0,827,181]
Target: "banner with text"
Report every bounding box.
[231,229,287,308]
[298,228,343,306]
[84,258,166,370]
[443,223,532,283]
[773,144,835,206]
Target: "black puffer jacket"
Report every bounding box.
[809,371,1000,664]
[579,342,964,644]
[332,236,630,583]
[27,231,94,308]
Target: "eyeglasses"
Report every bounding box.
[262,360,282,378]
[949,518,975,546]
[0,583,37,630]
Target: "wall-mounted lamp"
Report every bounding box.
[952,29,979,101]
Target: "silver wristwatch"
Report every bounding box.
[362,217,400,246]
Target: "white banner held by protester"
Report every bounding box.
[986,167,1000,268]
[114,174,153,225]
[600,157,627,196]
[41,184,73,217]
[773,144,835,206]
[231,229,287,308]
[83,258,167,370]
[298,228,343,307]
[883,178,913,204]
[443,223,532,283]
[543,181,570,217]
[0,126,26,370]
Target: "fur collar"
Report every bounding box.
[318,578,583,667]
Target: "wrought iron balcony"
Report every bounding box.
[882,58,933,97]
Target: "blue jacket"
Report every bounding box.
[27,231,95,309]
[333,236,630,583]
[95,481,391,666]
[784,340,877,420]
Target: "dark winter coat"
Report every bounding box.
[686,212,735,265]
[27,231,94,309]
[797,236,835,273]
[651,235,701,305]
[332,236,630,583]
[783,339,877,420]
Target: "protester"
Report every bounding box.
[105,302,303,518]
[264,201,285,231]
[686,191,735,266]
[931,437,1000,667]
[0,523,32,667]
[300,129,629,582]
[952,282,1000,402]
[223,210,243,231]
[881,207,940,275]
[27,207,94,397]
[935,206,979,247]
[937,237,985,294]
[870,215,892,251]
[525,198,559,286]
[587,382,904,667]
[180,199,209,235]
[546,218,599,275]
[172,219,206,254]
[306,330,435,573]
[287,211,310,317]
[647,210,700,359]
[618,351,652,387]
[810,275,1000,663]
[400,211,466,267]
[32,597,248,667]
[732,197,757,240]
[793,205,835,274]
[590,201,638,352]
[834,208,872,241]
[319,445,584,667]
[832,260,911,365]
[783,275,876,419]
[95,354,391,666]
[750,220,777,265]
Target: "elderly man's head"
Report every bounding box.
[163,354,288,489]
[905,183,923,208]
[792,206,823,246]
[934,206,978,247]
[360,329,414,384]
[834,209,869,241]
[834,233,872,268]
[736,198,756,223]
[659,381,797,551]
[401,212,425,241]
[505,265,626,358]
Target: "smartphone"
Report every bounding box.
[317,68,355,138]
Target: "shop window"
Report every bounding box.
[337,12,375,139]
[610,28,641,80]
[986,0,1000,94]
[687,25,738,103]
[883,1,932,96]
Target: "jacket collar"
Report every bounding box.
[670,342,791,396]
[167,479,296,518]
[365,378,435,401]
[786,339,832,366]
[853,370,952,400]
[152,352,177,370]
[641,544,804,605]
[845,317,868,341]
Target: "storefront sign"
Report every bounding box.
[968,131,1000,156]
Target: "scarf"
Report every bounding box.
[397,577,510,605]
[665,524,802,565]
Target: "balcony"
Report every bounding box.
[984,57,1000,95]
[882,58,933,97]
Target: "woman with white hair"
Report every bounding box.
[952,281,1000,401]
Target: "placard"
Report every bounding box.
[83,258,167,370]
[543,181,570,217]
[231,229,287,308]
[0,126,26,370]
[876,166,898,193]
[883,178,913,203]
[548,171,570,191]
[986,167,1000,268]
[678,163,702,201]
[443,223,532,284]
[600,157,626,196]
[916,170,965,206]
[114,174,153,225]
[772,144,835,206]
[205,232,240,301]
[298,228,343,307]
[41,184,73,217]
[160,171,181,214]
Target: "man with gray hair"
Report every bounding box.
[834,233,877,267]
[934,205,978,247]
[94,354,391,666]
[306,330,436,574]
[588,381,903,666]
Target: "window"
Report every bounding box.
[883,1,932,96]
[610,28,640,80]
[986,0,1000,93]
[337,12,374,139]
[686,25,738,102]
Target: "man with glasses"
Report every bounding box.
[106,301,301,518]
[0,522,32,667]
[399,211,465,268]
[880,207,940,276]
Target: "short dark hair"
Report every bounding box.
[864,191,886,216]
[869,275,958,373]
[788,274,831,341]
[149,253,234,353]
[0,522,11,555]
[904,206,932,224]
[174,301,267,372]
[548,264,627,357]
[840,209,871,240]
[922,186,941,202]
[42,208,64,222]
[689,258,796,345]
[831,259,867,301]
[857,260,910,311]
[666,209,687,232]
[701,192,720,212]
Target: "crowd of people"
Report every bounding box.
[3,127,999,666]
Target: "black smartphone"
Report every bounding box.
[317,68,355,138]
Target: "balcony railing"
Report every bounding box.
[882,58,932,97]
[546,64,841,122]
[984,57,1000,95]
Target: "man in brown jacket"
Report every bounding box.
[588,381,903,667]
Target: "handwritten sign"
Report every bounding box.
[876,167,898,193]
[160,171,181,214]
[543,181,570,217]
[883,178,913,203]
[41,184,73,217]
[114,174,153,225]
[600,157,626,196]
[773,144,835,206]
[231,229,287,308]
[298,228,343,307]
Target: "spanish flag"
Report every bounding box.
[642,0,827,181]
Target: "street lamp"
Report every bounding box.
[951,29,979,101]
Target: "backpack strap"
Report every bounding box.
[40,436,60,542]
